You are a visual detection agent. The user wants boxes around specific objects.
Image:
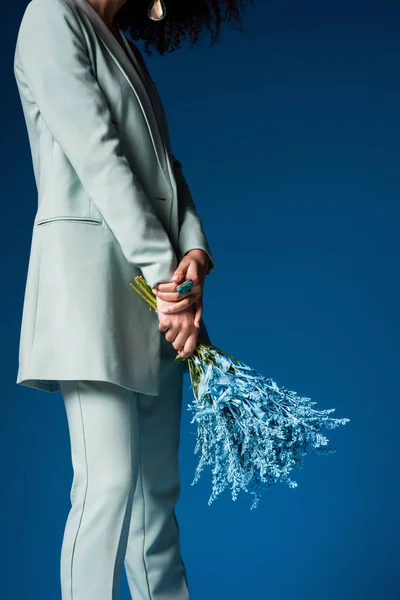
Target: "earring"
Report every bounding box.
[147,0,167,21]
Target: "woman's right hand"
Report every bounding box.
[156,295,200,359]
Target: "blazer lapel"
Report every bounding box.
[69,0,167,172]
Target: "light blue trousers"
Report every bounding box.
[58,335,190,600]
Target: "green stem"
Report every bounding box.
[129,274,213,402]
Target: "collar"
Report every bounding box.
[67,0,167,171]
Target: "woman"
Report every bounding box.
[14,0,251,598]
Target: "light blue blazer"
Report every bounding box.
[13,0,215,395]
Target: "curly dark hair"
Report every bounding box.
[116,0,254,56]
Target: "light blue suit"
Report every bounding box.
[14,0,215,396]
[14,1,217,598]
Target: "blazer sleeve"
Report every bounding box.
[14,0,178,290]
[126,39,216,277]
[171,154,216,276]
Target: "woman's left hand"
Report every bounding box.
[151,249,209,328]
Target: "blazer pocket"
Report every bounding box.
[36,216,103,226]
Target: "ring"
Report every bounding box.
[176,279,193,295]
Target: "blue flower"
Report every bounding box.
[186,342,350,510]
[129,275,350,511]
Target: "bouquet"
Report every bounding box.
[130,275,350,510]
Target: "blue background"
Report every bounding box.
[2,0,399,598]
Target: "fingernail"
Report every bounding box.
[161,309,169,313]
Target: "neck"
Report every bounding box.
[85,0,128,23]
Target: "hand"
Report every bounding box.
[152,249,209,328]
[156,295,200,359]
